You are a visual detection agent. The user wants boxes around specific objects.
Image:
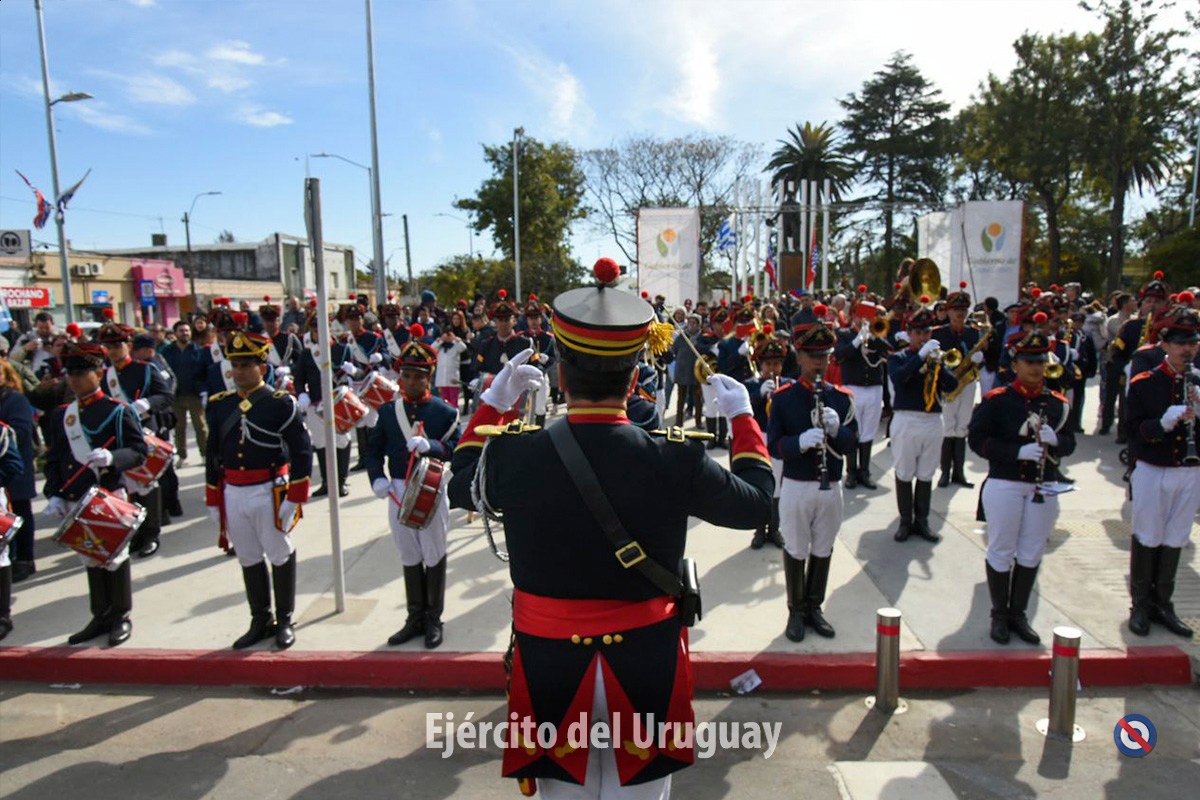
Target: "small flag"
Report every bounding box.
[717,214,737,253]
[763,236,777,289]
[789,288,806,301]
[15,170,52,230]
[56,168,91,214]
[807,229,819,289]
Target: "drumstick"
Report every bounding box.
[404,421,425,481]
[60,435,117,493]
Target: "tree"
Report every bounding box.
[581,134,761,278]
[960,33,1089,283]
[454,136,587,285]
[216,229,236,243]
[763,122,855,201]
[839,51,952,271]
[1078,0,1196,291]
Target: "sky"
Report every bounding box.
[0,0,1193,284]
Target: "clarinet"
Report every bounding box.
[813,369,831,491]
[1030,409,1048,504]
[1179,371,1200,465]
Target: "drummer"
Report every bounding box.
[366,337,460,649]
[43,341,149,647]
[95,318,174,559]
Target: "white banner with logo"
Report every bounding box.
[918,201,1023,308]
[636,207,700,309]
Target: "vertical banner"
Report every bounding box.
[637,207,700,307]
[919,201,1024,308]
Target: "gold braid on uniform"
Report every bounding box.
[923,361,941,412]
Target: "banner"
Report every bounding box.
[637,207,700,309]
[918,201,1024,308]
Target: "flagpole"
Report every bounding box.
[821,178,831,292]
[808,181,819,292]
[35,0,73,324]
[754,181,762,298]
[799,182,808,291]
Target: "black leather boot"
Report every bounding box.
[352,428,369,471]
[767,498,784,548]
[858,442,877,489]
[272,553,297,650]
[107,561,134,646]
[336,445,351,496]
[232,561,275,649]
[535,414,546,428]
[750,526,767,550]
[804,555,836,638]
[134,486,162,558]
[952,438,975,488]
[0,564,12,641]
[894,480,914,542]
[1128,538,1155,636]
[424,557,447,649]
[69,567,112,644]
[705,418,719,450]
[162,465,184,517]
[783,552,806,642]
[937,439,953,488]
[1150,546,1194,637]
[313,449,330,497]
[912,480,940,542]
[985,563,1011,644]
[843,446,859,489]
[716,417,728,449]
[1008,563,1041,644]
[387,564,427,645]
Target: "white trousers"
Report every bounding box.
[224,482,295,568]
[1131,462,1200,548]
[941,381,977,438]
[979,367,998,395]
[847,385,883,442]
[771,458,783,499]
[890,411,944,482]
[981,479,1058,571]
[778,477,843,560]
[306,406,351,450]
[386,477,449,567]
[538,667,672,800]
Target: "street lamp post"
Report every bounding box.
[311,151,385,301]
[35,0,92,325]
[512,127,524,301]
[363,0,388,305]
[434,212,473,259]
[182,191,222,301]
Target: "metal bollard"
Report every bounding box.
[1036,626,1086,741]
[865,607,907,714]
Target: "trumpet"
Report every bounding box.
[919,347,962,374]
[1045,351,1064,380]
[870,315,891,338]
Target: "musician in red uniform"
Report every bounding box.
[44,341,149,646]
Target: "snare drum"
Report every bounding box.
[0,510,22,551]
[397,457,447,530]
[53,486,146,565]
[332,386,369,433]
[357,372,399,410]
[275,372,296,396]
[124,433,175,487]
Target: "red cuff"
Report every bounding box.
[286,477,310,503]
[206,484,221,506]
[729,414,771,468]
[457,403,519,449]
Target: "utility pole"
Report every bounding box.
[364,0,387,306]
[513,127,523,300]
[402,213,414,296]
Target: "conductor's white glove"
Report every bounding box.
[276,500,298,530]
[406,435,431,455]
[47,496,69,520]
[1018,442,1045,461]
[1039,424,1059,447]
[895,330,910,345]
[797,428,826,452]
[361,408,379,429]
[87,448,113,468]
[970,350,984,365]
[369,352,383,365]
[481,348,542,412]
[821,406,840,435]
[759,378,777,398]
[372,478,390,499]
[1160,404,1189,431]
[132,398,151,417]
[297,392,312,412]
[339,362,359,378]
[706,373,752,419]
[918,340,939,360]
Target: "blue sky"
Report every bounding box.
[0,0,1190,282]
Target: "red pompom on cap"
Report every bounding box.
[857,284,868,293]
[497,289,508,299]
[593,257,620,285]
[232,312,248,326]
[1169,293,1179,303]
[959,281,968,289]
[387,293,395,301]
[918,294,931,304]
[720,299,728,307]
[1031,287,1042,298]
[1033,311,1048,325]
[528,292,537,300]
[66,323,81,337]
[763,323,774,334]
[263,295,271,302]
[409,323,425,338]
[894,282,902,290]
[641,291,650,299]
[214,297,230,307]
[1154,270,1165,280]
[814,303,829,317]
[102,308,115,320]
[307,298,318,308]
[1178,290,1195,304]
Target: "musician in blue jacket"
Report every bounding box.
[367,337,460,649]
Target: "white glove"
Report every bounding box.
[297,392,312,412]
[480,348,543,412]
[275,366,291,378]
[1018,442,1044,461]
[339,362,359,378]
[759,378,776,398]
[970,350,984,365]
[276,500,298,529]
[1039,424,1059,447]
[852,322,867,348]
[132,398,151,417]
[1160,404,1188,431]
[1069,348,1079,361]
[372,478,390,499]
[47,496,69,520]
[738,341,750,356]
[361,408,379,428]
[200,392,208,409]
[87,448,113,468]
[709,342,719,356]
[1191,385,1200,404]
[918,340,939,359]
[369,352,383,365]
[797,428,825,452]
[706,373,752,419]
[407,435,431,454]
[208,505,222,523]
[821,406,840,435]
[895,330,910,345]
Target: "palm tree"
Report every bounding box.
[763,122,854,202]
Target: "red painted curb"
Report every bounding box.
[0,646,1191,690]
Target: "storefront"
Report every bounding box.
[130,260,186,327]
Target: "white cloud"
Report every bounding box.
[207,41,268,66]
[206,74,252,93]
[151,49,198,69]
[89,70,194,106]
[66,102,152,135]
[128,0,156,7]
[236,105,293,127]
[506,46,596,140]
[666,31,719,128]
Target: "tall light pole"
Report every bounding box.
[512,126,524,300]
[35,0,92,324]
[364,0,387,304]
[312,151,384,300]
[182,191,222,301]
[434,212,473,259]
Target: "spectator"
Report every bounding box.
[161,320,207,461]
[434,329,468,408]
[0,337,37,392]
[282,296,306,331]
[0,360,37,582]
[12,311,57,374]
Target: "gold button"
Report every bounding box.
[583,637,593,646]
[614,634,623,643]
[602,634,613,645]
[570,634,581,644]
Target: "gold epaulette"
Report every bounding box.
[474,420,542,438]
[209,390,233,402]
[650,426,714,442]
[273,390,289,399]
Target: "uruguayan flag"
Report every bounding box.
[717,215,737,252]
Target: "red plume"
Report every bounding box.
[497,289,508,299]
[387,293,395,301]
[857,284,868,293]
[263,295,271,302]
[102,308,115,320]
[720,299,728,307]
[232,312,248,327]
[959,281,967,289]
[640,291,650,299]
[763,323,774,334]
[308,298,317,308]
[1178,290,1195,304]
[528,292,537,301]
[894,282,902,290]
[1154,270,1165,280]
[593,257,620,284]
[409,323,425,338]
[1033,311,1048,325]
[1031,287,1042,298]
[813,303,829,317]
[1170,293,1179,303]
[918,294,931,304]
[214,297,229,307]
[66,323,81,337]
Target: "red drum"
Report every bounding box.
[53,486,146,565]
[357,372,399,410]
[0,510,22,551]
[397,457,447,529]
[124,434,175,487]
[332,386,369,433]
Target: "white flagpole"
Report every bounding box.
[754,180,763,298]
[799,182,808,290]
[822,178,831,293]
[808,181,819,292]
